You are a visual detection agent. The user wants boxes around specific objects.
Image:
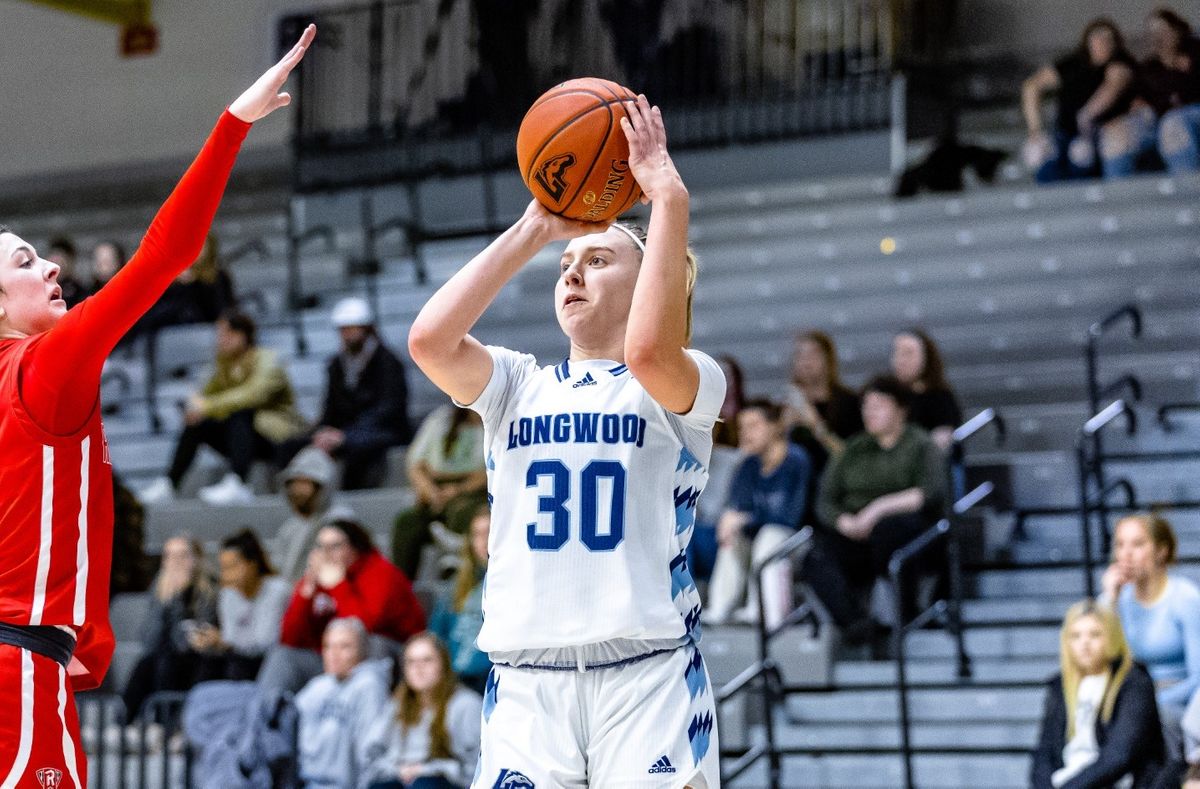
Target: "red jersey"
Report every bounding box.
[0,110,250,691]
[0,335,115,690]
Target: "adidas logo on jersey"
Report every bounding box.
[572,372,597,388]
[648,755,677,774]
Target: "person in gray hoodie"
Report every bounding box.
[276,446,338,583]
[295,617,391,789]
[359,633,481,789]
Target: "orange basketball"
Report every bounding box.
[517,77,644,223]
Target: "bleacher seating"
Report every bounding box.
[8,143,1198,785]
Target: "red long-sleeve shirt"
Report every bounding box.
[280,550,426,650]
[0,111,250,689]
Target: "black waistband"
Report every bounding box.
[0,622,76,669]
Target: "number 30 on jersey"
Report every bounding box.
[525,459,627,551]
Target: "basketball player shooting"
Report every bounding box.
[0,24,314,788]
[409,94,725,787]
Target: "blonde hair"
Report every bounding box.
[1059,600,1133,738]
[452,504,489,611]
[613,221,699,344]
[154,535,215,603]
[1114,511,1177,566]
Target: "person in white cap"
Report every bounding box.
[280,296,411,490]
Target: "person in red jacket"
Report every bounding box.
[0,24,315,788]
[259,513,425,694]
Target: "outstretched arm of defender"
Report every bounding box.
[408,200,606,405]
[620,96,699,414]
[21,25,315,434]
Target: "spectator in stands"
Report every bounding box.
[360,632,483,789]
[704,399,810,627]
[804,375,947,637]
[1031,600,1166,789]
[280,296,411,490]
[1102,513,1200,761]
[1141,8,1200,174]
[276,446,339,583]
[88,239,127,295]
[1022,18,1145,182]
[142,232,237,330]
[391,405,487,580]
[122,535,219,723]
[259,514,425,694]
[45,235,88,307]
[140,309,307,505]
[430,505,491,693]
[181,528,292,681]
[110,473,153,595]
[295,617,391,789]
[891,328,962,451]
[786,330,863,524]
[713,354,746,448]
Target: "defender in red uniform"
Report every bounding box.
[0,25,315,788]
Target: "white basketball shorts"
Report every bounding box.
[472,645,720,788]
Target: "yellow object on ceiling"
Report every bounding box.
[20,0,151,27]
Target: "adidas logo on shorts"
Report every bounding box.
[648,755,677,774]
[572,372,597,388]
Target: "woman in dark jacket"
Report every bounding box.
[1032,600,1166,789]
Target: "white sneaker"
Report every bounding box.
[429,521,466,553]
[198,472,255,505]
[731,605,760,625]
[138,476,175,505]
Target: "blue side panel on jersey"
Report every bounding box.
[683,648,708,700]
[673,486,701,535]
[684,605,702,642]
[483,669,500,722]
[487,451,496,470]
[669,552,696,601]
[676,446,703,473]
[688,712,714,765]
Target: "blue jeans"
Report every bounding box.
[367,777,457,789]
[1159,103,1200,174]
[1036,128,1102,183]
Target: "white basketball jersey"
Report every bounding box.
[463,346,726,653]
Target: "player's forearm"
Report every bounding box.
[625,191,690,363]
[408,219,545,360]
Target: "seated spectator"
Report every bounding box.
[360,633,483,789]
[430,505,492,693]
[140,309,308,505]
[280,297,411,490]
[1022,18,1145,182]
[1031,600,1166,788]
[1102,513,1200,761]
[713,354,746,448]
[803,375,947,637]
[140,232,237,331]
[295,617,391,789]
[276,446,339,583]
[391,405,487,580]
[122,535,219,723]
[183,529,292,681]
[704,400,810,627]
[1141,8,1200,174]
[786,330,863,523]
[110,473,153,595]
[88,239,127,296]
[45,235,88,307]
[891,328,962,451]
[259,515,426,694]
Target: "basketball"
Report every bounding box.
[516,77,644,223]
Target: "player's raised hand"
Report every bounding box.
[229,24,316,123]
[620,94,686,204]
[519,199,610,245]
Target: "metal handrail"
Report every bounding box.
[889,518,953,789]
[1158,402,1200,432]
[1088,303,1142,341]
[951,407,1006,446]
[717,527,813,789]
[1098,373,1143,404]
[1083,400,1136,437]
[285,222,337,356]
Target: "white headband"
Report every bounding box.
[611,223,646,253]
